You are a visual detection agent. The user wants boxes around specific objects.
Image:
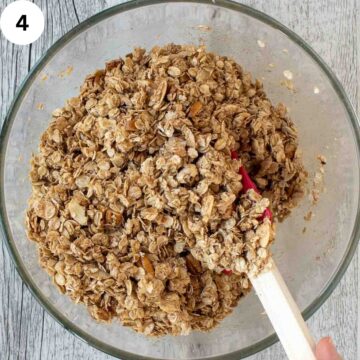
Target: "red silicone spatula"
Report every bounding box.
[231,150,316,360]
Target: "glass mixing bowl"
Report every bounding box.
[1,1,359,359]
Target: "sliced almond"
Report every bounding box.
[185,254,203,274]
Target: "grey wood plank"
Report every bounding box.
[0,2,37,360]
[73,0,107,21]
[0,0,358,359]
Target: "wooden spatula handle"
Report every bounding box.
[249,259,317,360]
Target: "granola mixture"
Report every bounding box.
[26,44,306,336]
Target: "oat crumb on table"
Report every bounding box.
[26,44,306,336]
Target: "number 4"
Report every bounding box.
[16,15,29,31]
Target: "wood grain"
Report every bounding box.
[0,1,358,359]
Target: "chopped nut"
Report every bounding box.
[54,273,66,286]
[185,254,203,274]
[189,101,203,117]
[105,209,122,226]
[141,255,155,276]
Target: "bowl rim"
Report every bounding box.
[1,0,359,359]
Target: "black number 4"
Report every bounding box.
[16,15,29,31]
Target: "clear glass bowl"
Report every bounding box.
[1,1,359,359]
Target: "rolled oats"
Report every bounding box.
[27,44,306,336]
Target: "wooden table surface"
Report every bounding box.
[0,0,359,359]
